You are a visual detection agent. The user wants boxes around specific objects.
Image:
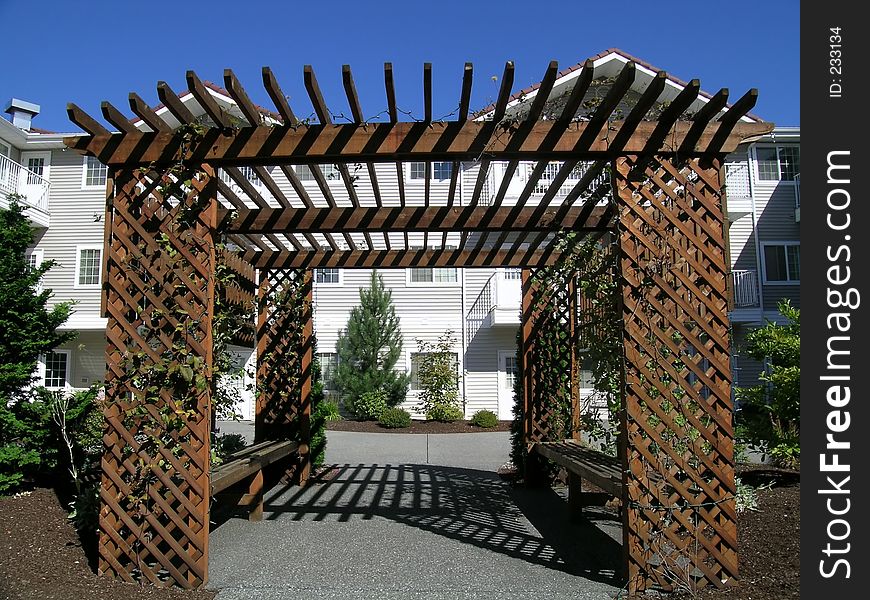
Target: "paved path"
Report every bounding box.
[208,430,623,600]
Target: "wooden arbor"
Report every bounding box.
[65,59,772,594]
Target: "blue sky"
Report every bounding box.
[1,0,799,133]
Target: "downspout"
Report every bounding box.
[746,143,764,317]
[459,164,468,416]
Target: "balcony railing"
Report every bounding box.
[0,153,50,213]
[730,270,760,308]
[793,173,800,222]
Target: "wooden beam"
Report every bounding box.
[100,101,137,134]
[223,204,608,234]
[65,119,774,165]
[224,69,262,126]
[641,78,701,154]
[492,61,515,122]
[67,103,109,136]
[679,88,729,153]
[423,63,432,122]
[557,60,594,122]
[342,65,364,123]
[573,61,636,150]
[186,70,231,128]
[458,62,473,121]
[608,70,667,152]
[262,67,297,124]
[384,63,398,123]
[243,247,567,270]
[709,89,759,153]
[128,92,170,132]
[156,81,195,124]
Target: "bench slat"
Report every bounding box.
[534,441,623,497]
[211,439,299,495]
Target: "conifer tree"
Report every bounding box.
[334,271,408,416]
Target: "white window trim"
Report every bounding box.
[408,348,460,393]
[406,161,454,182]
[81,155,108,189]
[39,349,71,390]
[27,248,44,293]
[20,150,51,182]
[752,145,799,184]
[314,268,343,286]
[760,241,800,285]
[405,267,461,287]
[74,245,103,289]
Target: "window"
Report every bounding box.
[76,246,102,287]
[317,353,338,390]
[315,268,341,284]
[296,164,341,181]
[409,162,427,180]
[432,162,452,180]
[409,267,457,284]
[27,249,44,293]
[410,352,459,391]
[502,268,522,280]
[409,162,452,181]
[762,243,800,283]
[42,350,70,389]
[26,157,45,184]
[83,155,108,187]
[756,146,800,181]
[503,355,518,389]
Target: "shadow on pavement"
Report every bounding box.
[212,463,623,588]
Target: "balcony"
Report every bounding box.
[729,269,762,323]
[0,154,50,227]
[467,270,522,331]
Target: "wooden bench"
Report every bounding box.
[210,439,299,521]
[533,440,623,515]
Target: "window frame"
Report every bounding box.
[760,241,800,285]
[409,350,460,392]
[81,155,109,189]
[753,144,800,182]
[74,245,103,288]
[406,267,460,287]
[314,268,342,285]
[296,164,342,182]
[27,248,44,293]
[317,352,339,390]
[40,349,71,390]
[407,161,453,182]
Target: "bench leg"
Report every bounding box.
[248,470,264,521]
[568,472,583,518]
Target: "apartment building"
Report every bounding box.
[3,49,798,420]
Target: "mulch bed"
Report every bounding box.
[0,465,797,600]
[326,418,512,434]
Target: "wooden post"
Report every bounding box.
[297,269,314,486]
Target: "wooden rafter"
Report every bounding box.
[128,92,170,132]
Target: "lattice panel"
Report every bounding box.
[99,165,217,588]
[614,156,737,594]
[255,269,313,482]
[520,269,578,479]
[216,246,256,346]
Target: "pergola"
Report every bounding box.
[64,58,772,595]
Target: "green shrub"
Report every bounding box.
[471,409,499,428]
[352,390,388,421]
[378,408,411,429]
[427,404,464,423]
[320,399,342,422]
[211,433,247,466]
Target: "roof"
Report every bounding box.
[474,47,767,124]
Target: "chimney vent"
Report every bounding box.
[4,98,41,131]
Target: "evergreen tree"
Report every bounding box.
[1,196,75,492]
[334,271,408,416]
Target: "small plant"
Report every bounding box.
[211,433,247,466]
[735,476,774,513]
[378,408,411,429]
[471,409,499,428]
[320,399,342,422]
[427,404,464,423]
[352,390,388,421]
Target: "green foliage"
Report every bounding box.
[309,354,327,468]
[416,331,462,421]
[471,409,499,428]
[1,196,76,493]
[736,300,800,469]
[319,399,342,422]
[352,390,388,421]
[334,271,409,414]
[378,407,411,429]
[211,433,247,466]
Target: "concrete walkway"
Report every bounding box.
[208,429,623,600]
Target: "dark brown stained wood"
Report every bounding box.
[423,63,433,122]
[186,70,231,128]
[396,162,406,208]
[211,440,299,495]
[216,177,256,212]
[223,204,607,234]
[277,233,303,251]
[525,60,559,120]
[491,61,515,122]
[222,167,270,209]
[342,65,364,123]
[279,165,315,208]
[262,66,296,124]
[557,59,595,122]
[534,441,623,497]
[458,62,473,121]
[467,158,493,208]
[67,102,109,136]
[572,61,636,151]
[640,78,701,155]
[243,246,566,270]
[224,68,262,126]
[100,101,137,134]
[608,70,667,152]
[384,62,398,123]
[156,81,196,125]
[65,119,773,165]
[446,161,460,207]
[679,87,729,153]
[252,166,293,208]
[127,92,171,132]
[708,89,759,153]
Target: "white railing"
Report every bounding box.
[527,161,611,199]
[731,270,759,308]
[793,173,800,208]
[0,154,50,212]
